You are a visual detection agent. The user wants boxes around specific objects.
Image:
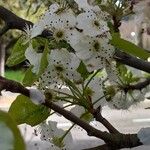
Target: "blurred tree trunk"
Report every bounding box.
[0,41,5,77]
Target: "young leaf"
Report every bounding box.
[8,95,50,126]
[111,33,150,60]
[22,66,38,86]
[77,61,90,80]
[38,40,49,76]
[6,36,28,66]
[0,110,25,150]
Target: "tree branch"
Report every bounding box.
[114,51,150,73]
[123,78,150,92]
[0,76,143,149]
[0,6,52,37]
[93,107,120,134]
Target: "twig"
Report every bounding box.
[0,6,52,37]
[114,51,150,73]
[0,76,143,149]
[123,78,150,93]
[93,107,120,134]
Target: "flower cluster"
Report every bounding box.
[25,1,116,89]
[23,0,145,149]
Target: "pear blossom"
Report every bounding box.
[70,105,85,117]
[76,10,109,37]
[39,121,73,149]
[73,36,115,72]
[85,77,107,109]
[39,48,81,90]
[109,89,146,110]
[29,87,45,105]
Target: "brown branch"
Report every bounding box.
[0,76,111,142]
[93,107,120,134]
[114,51,150,73]
[0,76,143,149]
[0,6,52,37]
[0,6,33,32]
[0,76,29,96]
[123,78,150,92]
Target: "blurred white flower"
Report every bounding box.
[39,121,73,149]
[39,49,81,90]
[76,10,109,37]
[70,105,85,117]
[25,44,42,74]
[86,77,106,109]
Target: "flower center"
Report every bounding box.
[93,20,100,27]
[54,30,64,41]
[85,87,94,97]
[55,65,64,72]
[93,41,100,52]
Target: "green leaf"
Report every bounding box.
[77,61,90,80]
[6,36,28,66]
[0,110,25,150]
[9,95,50,126]
[38,40,49,76]
[111,33,150,60]
[117,64,140,84]
[22,66,38,86]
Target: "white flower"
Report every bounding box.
[30,20,45,39]
[42,3,76,29]
[86,77,106,109]
[39,121,73,149]
[65,28,83,47]
[109,89,146,110]
[75,0,100,12]
[109,90,132,110]
[29,87,45,105]
[70,105,85,117]
[76,10,109,37]
[104,61,119,83]
[138,127,150,145]
[25,44,42,74]
[73,36,114,71]
[39,49,81,90]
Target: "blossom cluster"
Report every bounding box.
[24,0,114,106]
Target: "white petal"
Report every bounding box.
[25,44,42,74]
[29,88,45,104]
[70,105,85,117]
